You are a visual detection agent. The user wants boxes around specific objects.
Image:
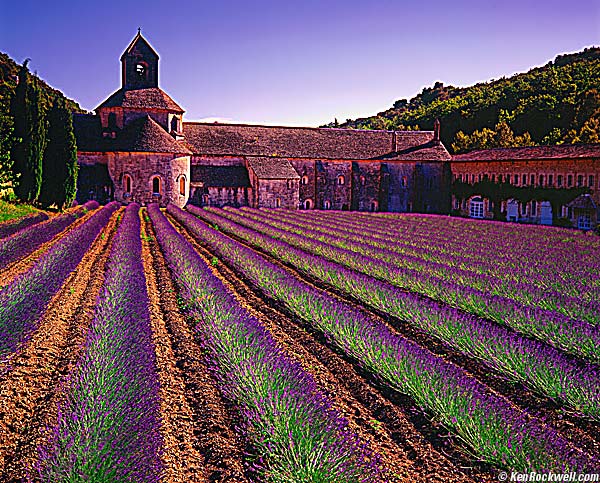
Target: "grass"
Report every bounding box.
[0,199,39,223]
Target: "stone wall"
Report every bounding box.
[256,179,299,209]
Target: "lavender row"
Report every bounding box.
[236,208,598,324]
[0,200,100,271]
[278,210,599,295]
[0,212,49,240]
[151,204,380,482]
[37,203,163,482]
[195,207,600,420]
[0,201,118,361]
[211,207,600,365]
[174,204,597,471]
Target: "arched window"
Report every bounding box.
[179,177,186,196]
[304,199,312,210]
[469,196,484,219]
[171,116,179,133]
[152,177,161,195]
[301,176,309,185]
[323,200,331,209]
[123,174,132,194]
[337,175,345,185]
[276,198,281,208]
[370,201,378,212]
[136,63,147,81]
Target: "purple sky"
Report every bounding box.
[1,0,598,126]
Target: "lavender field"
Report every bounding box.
[0,205,598,482]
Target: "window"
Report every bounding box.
[171,116,179,133]
[370,201,378,212]
[337,175,345,185]
[567,174,573,187]
[471,174,475,183]
[530,174,535,185]
[301,175,308,185]
[202,194,209,206]
[276,198,281,208]
[455,199,460,209]
[488,200,493,212]
[478,174,483,182]
[469,197,484,219]
[152,177,161,195]
[557,175,563,187]
[304,199,312,210]
[514,174,519,185]
[589,175,594,187]
[578,213,592,230]
[531,201,536,216]
[401,176,408,187]
[577,175,584,187]
[539,175,544,186]
[548,174,553,186]
[522,174,527,185]
[136,63,147,81]
[323,200,331,209]
[179,177,185,196]
[491,174,496,183]
[123,175,132,195]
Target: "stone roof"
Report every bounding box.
[183,122,451,161]
[566,194,598,210]
[247,157,300,179]
[96,87,184,112]
[453,144,600,161]
[191,165,251,187]
[73,113,191,154]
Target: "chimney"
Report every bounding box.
[433,118,441,143]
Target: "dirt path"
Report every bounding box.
[0,209,121,481]
[144,213,249,483]
[169,213,485,483]
[140,214,207,483]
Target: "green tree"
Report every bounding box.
[39,98,78,209]
[10,60,46,202]
[0,112,15,192]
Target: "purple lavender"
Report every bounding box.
[0,201,118,360]
[37,203,163,482]
[150,204,380,483]
[0,212,49,240]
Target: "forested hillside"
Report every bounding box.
[325,47,600,153]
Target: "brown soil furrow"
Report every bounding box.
[198,213,600,458]
[0,208,121,481]
[169,213,484,483]
[144,213,249,483]
[0,207,98,290]
[140,214,206,483]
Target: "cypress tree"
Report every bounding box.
[39,98,78,209]
[10,60,46,202]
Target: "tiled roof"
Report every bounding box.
[73,113,191,154]
[96,87,184,112]
[247,157,300,179]
[452,144,600,161]
[183,122,450,161]
[566,194,598,210]
[120,32,158,61]
[191,165,251,187]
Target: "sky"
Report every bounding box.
[1,0,598,127]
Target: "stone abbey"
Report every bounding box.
[74,32,600,229]
[74,32,452,213]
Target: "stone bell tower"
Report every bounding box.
[121,29,159,90]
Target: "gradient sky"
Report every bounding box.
[1,0,598,126]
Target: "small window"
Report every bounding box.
[469,197,484,219]
[301,175,309,185]
[276,198,281,208]
[522,174,527,185]
[171,116,179,133]
[514,174,519,185]
[531,201,536,216]
[557,175,563,187]
[323,200,331,209]
[548,174,553,186]
[370,201,378,212]
[589,175,594,187]
[136,63,146,79]
[577,175,584,187]
[530,174,535,185]
[337,175,345,185]
[491,174,496,183]
[123,175,132,194]
[304,199,312,210]
[179,177,185,196]
[471,174,476,183]
[539,175,544,186]
[152,177,161,195]
[567,174,573,187]
[478,174,483,182]
[401,176,408,188]
[455,199,460,209]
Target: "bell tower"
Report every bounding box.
[121,29,159,90]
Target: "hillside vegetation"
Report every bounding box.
[325,47,600,153]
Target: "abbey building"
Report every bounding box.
[73,32,452,212]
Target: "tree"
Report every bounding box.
[0,112,15,192]
[39,98,78,209]
[10,60,46,202]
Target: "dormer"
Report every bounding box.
[121,30,159,90]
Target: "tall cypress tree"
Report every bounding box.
[10,60,46,202]
[39,98,78,209]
